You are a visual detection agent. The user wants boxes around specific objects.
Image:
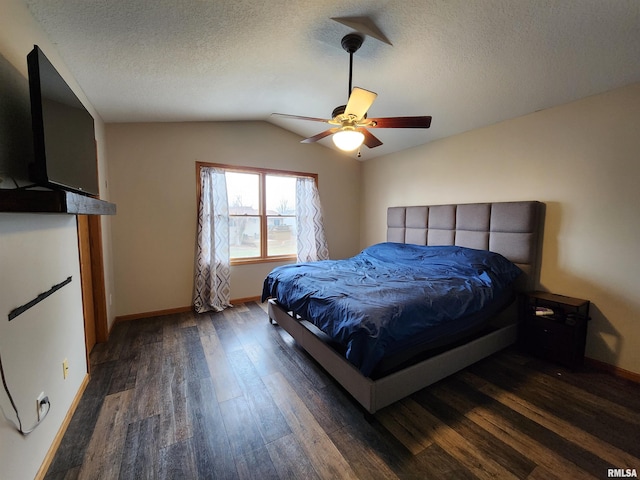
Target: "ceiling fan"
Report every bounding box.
[272,33,432,153]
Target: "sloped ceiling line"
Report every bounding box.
[24,0,640,160]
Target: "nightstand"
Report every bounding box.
[519,291,590,369]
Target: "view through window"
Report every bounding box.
[198,164,317,264]
[226,171,298,261]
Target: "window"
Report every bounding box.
[197,163,317,264]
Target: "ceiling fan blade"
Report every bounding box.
[271,113,330,123]
[344,87,377,120]
[358,128,383,148]
[301,128,340,143]
[366,116,432,129]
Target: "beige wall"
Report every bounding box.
[361,83,640,375]
[0,0,115,478]
[106,121,361,316]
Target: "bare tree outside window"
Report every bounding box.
[223,169,303,262]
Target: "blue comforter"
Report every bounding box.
[262,242,522,376]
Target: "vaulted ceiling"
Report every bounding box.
[24,0,640,159]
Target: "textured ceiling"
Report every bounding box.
[24,0,640,160]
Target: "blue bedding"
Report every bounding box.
[262,242,522,377]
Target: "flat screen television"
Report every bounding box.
[27,45,99,196]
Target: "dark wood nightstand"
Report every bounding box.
[519,291,590,369]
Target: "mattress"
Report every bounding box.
[262,242,522,377]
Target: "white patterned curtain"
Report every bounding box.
[296,177,329,262]
[193,167,232,313]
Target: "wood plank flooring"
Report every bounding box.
[44,302,640,479]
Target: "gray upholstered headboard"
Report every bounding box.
[387,201,543,291]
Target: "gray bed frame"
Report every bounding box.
[267,201,544,413]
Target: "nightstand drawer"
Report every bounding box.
[519,291,590,369]
[522,316,575,366]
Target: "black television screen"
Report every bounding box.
[27,45,99,196]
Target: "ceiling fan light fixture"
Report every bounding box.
[271,31,432,153]
[332,128,364,151]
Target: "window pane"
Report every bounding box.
[229,216,260,259]
[266,175,296,214]
[226,172,259,215]
[267,216,296,257]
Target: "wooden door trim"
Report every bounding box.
[77,214,109,371]
[77,215,95,371]
[88,215,109,343]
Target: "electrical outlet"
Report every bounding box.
[36,392,47,421]
[62,358,69,379]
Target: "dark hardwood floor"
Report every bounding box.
[44,302,640,479]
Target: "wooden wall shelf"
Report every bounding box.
[0,189,116,215]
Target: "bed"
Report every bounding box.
[263,201,544,413]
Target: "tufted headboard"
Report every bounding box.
[387,201,544,291]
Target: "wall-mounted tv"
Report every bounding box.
[27,45,99,197]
